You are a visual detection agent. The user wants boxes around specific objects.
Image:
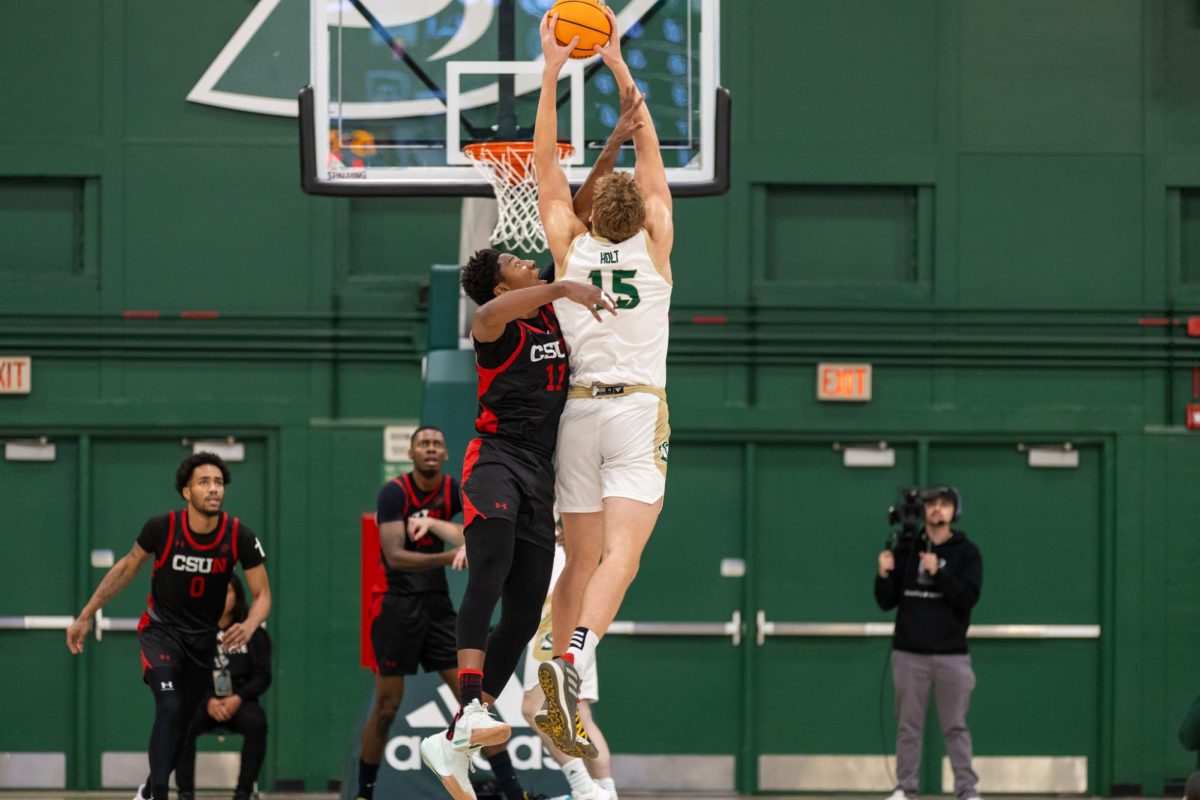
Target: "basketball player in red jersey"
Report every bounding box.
[418,253,614,800]
[67,452,271,800]
[356,425,466,800]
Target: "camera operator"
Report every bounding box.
[875,486,983,800]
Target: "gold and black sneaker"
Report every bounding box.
[562,707,599,760]
[535,656,582,754]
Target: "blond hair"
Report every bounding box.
[591,173,645,243]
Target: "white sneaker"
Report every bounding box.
[885,791,914,800]
[132,786,147,800]
[572,785,612,800]
[450,698,511,751]
[420,732,477,800]
[963,795,983,800]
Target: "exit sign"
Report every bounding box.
[0,356,31,395]
[817,363,872,402]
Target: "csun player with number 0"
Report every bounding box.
[533,2,675,759]
[66,452,271,800]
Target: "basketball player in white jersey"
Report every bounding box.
[532,6,673,757]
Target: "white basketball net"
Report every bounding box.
[464,143,573,253]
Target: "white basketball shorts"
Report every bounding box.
[554,388,670,512]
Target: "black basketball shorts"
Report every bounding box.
[370,592,458,676]
[460,437,556,551]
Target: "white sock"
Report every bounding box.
[597,776,618,798]
[567,626,599,674]
[563,758,597,794]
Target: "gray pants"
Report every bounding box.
[892,650,979,799]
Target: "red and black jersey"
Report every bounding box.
[473,304,569,456]
[374,473,462,595]
[136,510,265,638]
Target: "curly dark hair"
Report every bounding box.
[461,248,502,306]
[176,452,231,496]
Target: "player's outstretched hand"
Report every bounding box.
[560,280,617,322]
[66,616,91,654]
[451,545,468,571]
[592,5,623,67]
[222,620,258,652]
[540,12,578,71]
[612,84,645,144]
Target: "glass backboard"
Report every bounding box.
[300,0,726,196]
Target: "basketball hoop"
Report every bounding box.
[463,141,574,253]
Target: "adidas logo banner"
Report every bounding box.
[338,651,566,798]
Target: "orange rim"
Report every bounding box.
[463,141,574,182]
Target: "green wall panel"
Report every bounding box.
[969,640,1100,755]
[952,368,1143,417]
[0,360,103,418]
[622,442,744,622]
[121,146,316,313]
[750,0,937,150]
[0,3,102,140]
[1182,189,1200,286]
[928,443,1101,623]
[755,442,918,620]
[0,178,85,275]
[668,194,740,306]
[957,157,1144,308]
[1163,437,1200,780]
[601,637,742,754]
[764,186,918,286]
[334,362,424,420]
[959,0,1143,153]
[0,443,80,612]
[118,360,314,415]
[1163,0,1200,152]
[122,0,299,142]
[346,197,461,279]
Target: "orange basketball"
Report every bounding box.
[551,0,612,59]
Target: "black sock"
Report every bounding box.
[357,759,380,799]
[487,748,524,800]
[459,668,483,706]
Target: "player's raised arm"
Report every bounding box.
[573,84,645,226]
[593,5,673,263]
[535,12,587,267]
[466,251,615,343]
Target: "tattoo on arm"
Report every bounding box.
[85,547,144,614]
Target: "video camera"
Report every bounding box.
[887,487,926,547]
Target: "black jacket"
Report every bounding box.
[211,626,272,702]
[874,531,982,654]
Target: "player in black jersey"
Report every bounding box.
[67,452,271,800]
[419,252,614,800]
[355,425,466,800]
